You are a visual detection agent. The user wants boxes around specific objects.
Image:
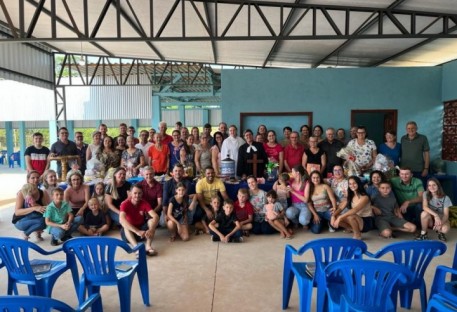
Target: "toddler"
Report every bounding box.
[78,198,109,236]
[21,183,37,208]
[273,173,290,210]
[44,188,83,246]
[265,190,292,239]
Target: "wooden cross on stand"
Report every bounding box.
[247,153,264,178]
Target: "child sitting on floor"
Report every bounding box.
[273,172,290,210]
[78,198,110,236]
[167,182,197,242]
[92,182,107,213]
[265,190,292,239]
[209,199,242,243]
[44,188,83,246]
[234,188,254,236]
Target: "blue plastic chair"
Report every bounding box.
[366,240,447,312]
[426,293,457,312]
[429,265,457,304]
[282,238,368,312]
[0,237,73,297]
[0,294,101,312]
[63,237,150,312]
[322,259,413,312]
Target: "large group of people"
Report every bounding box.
[14,119,450,255]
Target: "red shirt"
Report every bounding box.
[234,200,254,222]
[138,179,163,209]
[263,143,283,162]
[284,144,305,169]
[161,134,173,145]
[120,199,152,228]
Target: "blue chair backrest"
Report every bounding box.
[62,237,134,283]
[296,238,368,279]
[0,295,75,312]
[0,237,40,281]
[324,259,413,310]
[371,241,447,284]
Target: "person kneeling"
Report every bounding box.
[44,188,83,246]
[120,184,159,256]
[209,199,243,243]
[372,181,416,239]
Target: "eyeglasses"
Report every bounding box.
[60,132,69,135]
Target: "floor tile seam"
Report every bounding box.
[211,242,220,312]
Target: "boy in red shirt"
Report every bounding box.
[234,188,254,236]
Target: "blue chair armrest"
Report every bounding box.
[29,243,64,256]
[431,265,457,298]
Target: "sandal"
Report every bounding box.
[20,232,29,241]
[146,249,158,257]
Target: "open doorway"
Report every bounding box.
[351,110,397,145]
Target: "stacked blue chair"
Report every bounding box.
[63,237,150,312]
[0,294,101,312]
[0,237,73,297]
[426,294,457,311]
[366,241,447,312]
[322,259,413,312]
[282,238,368,312]
[429,264,457,306]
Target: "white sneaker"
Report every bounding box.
[328,222,336,233]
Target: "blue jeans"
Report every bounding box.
[49,216,83,240]
[209,228,242,240]
[109,210,120,225]
[402,203,423,229]
[14,213,46,236]
[286,202,311,226]
[310,210,333,234]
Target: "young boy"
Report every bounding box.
[371,181,416,239]
[209,199,243,243]
[44,188,83,245]
[234,188,254,236]
[78,198,110,236]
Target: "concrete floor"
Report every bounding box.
[0,164,455,311]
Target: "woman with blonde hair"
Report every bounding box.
[13,170,50,241]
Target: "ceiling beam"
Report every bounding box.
[313,0,407,67]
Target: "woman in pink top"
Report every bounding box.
[64,171,90,216]
[263,130,284,175]
[285,165,311,229]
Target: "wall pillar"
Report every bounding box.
[5,122,14,166]
[202,109,209,125]
[178,106,186,126]
[49,120,58,171]
[18,121,26,170]
[66,120,75,141]
[152,95,162,130]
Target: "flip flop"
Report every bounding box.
[146,249,158,257]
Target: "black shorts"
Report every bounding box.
[361,217,375,233]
